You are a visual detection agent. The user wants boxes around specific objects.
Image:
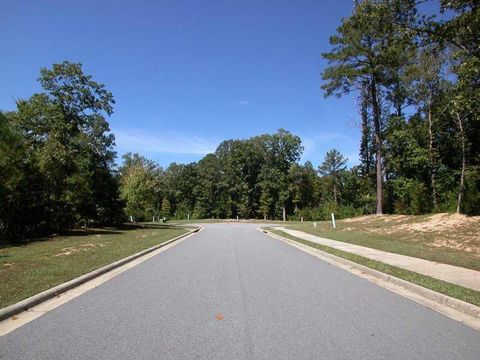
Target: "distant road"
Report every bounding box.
[1,223,479,359]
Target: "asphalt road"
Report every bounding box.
[1,223,479,359]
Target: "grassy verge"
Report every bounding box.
[268,229,480,307]
[0,224,189,309]
[287,217,480,271]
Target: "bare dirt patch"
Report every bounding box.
[394,213,478,233]
[343,214,409,224]
[342,213,480,254]
[54,243,106,256]
[343,215,378,223]
[80,243,96,248]
[54,248,80,257]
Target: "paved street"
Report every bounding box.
[1,223,479,359]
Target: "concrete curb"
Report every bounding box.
[0,227,201,322]
[260,228,480,329]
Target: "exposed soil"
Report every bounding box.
[340,213,480,254]
[54,242,107,256]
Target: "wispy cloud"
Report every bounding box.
[114,128,360,167]
[115,128,219,155]
[300,132,359,167]
[238,100,252,106]
[301,132,352,157]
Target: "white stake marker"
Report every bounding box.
[331,213,336,229]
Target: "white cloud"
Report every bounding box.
[301,132,352,157]
[299,132,360,167]
[115,128,219,155]
[344,151,361,167]
[238,100,252,106]
[114,128,361,167]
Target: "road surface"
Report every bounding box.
[1,223,479,359]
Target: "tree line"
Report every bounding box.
[120,0,480,220]
[1,0,479,242]
[322,0,479,215]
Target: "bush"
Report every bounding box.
[337,204,363,219]
[293,203,363,221]
[463,166,480,215]
[389,177,429,215]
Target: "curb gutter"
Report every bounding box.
[260,228,480,331]
[0,227,201,322]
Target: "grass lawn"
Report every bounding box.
[269,229,480,307]
[285,214,480,271]
[0,224,189,309]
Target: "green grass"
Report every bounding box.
[0,224,189,309]
[286,216,480,271]
[269,229,480,307]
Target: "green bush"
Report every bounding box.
[463,166,480,215]
[293,203,363,221]
[389,177,429,215]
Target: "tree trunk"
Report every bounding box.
[427,98,438,209]
[360,105,372,176]
[370,78,383,215]
[455,109,466,214]
[333,183,338,205]
[282,206,286,222]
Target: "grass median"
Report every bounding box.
[268,229,480,308]
[0,224,190,309]
[287,214,480,271]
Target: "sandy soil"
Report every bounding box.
[341,213,480,254]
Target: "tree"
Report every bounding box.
[322,0,418,214]
[257,167,282,220]
[161,198,171,218]
[164,163,197,218]
[318,149,348,205]
[259,129,303,220]
[411,47,447,209]
[0,61,121,241]
[194,154,225,219]
[12,62,117,232]
[0,113,25,239]
[289,161,321,213]
[119,153,160,221]
[39,61,114,117]
[358,87,375,180]
[215,139,262,218]
[430,1,480,213]
[0,112,23,195]
[383,115,430,213]
[38,61,117,224]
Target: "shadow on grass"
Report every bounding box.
[0,223,185,248]
[63,229,123,236]
[141,223,185,230]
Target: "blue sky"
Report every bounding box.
[2,0,367,168]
